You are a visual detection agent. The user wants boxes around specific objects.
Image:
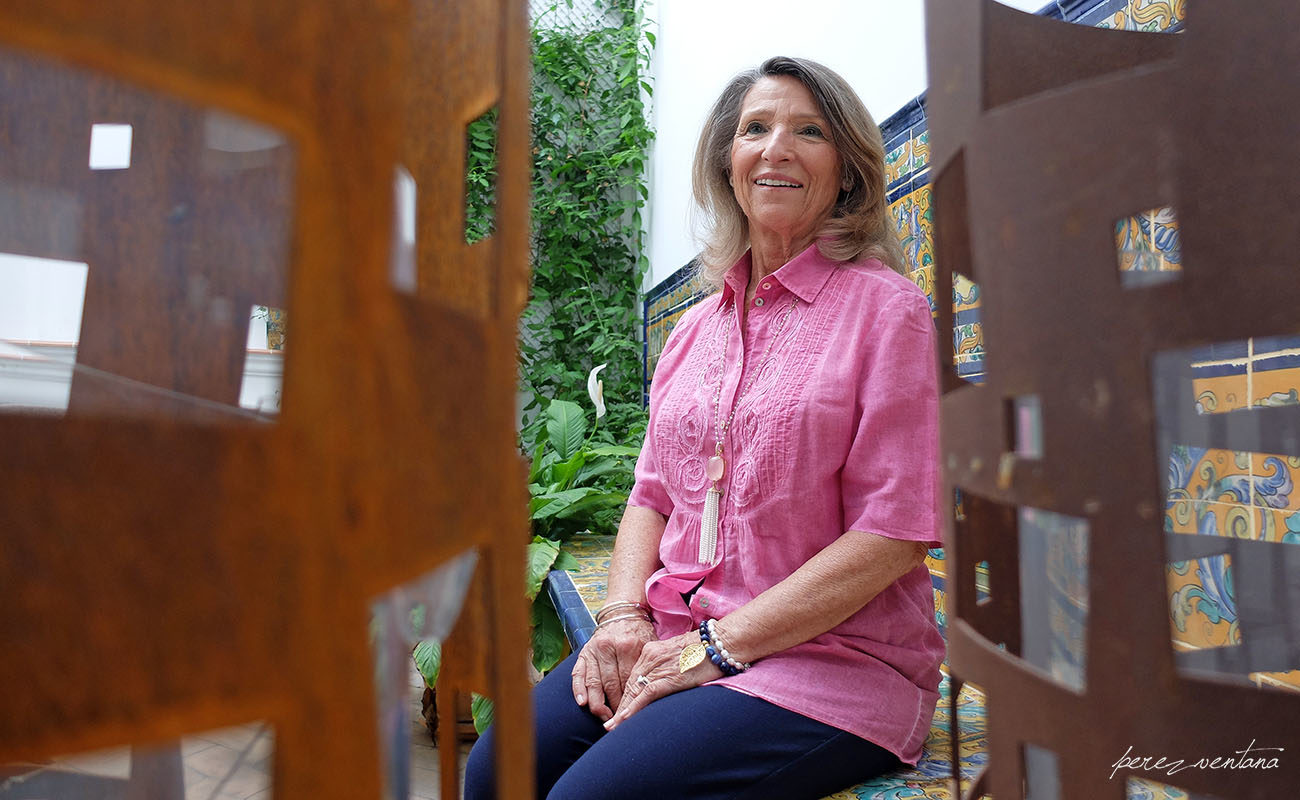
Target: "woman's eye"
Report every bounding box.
[800,126,824,137]
[743,122,766,135]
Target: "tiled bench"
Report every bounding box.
[546,535,990,800]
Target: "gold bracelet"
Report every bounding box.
[594,612,651,631]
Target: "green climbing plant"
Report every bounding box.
[466,0,654,449]
[417,0,655,737]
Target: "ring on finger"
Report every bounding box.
[635,675,651,689]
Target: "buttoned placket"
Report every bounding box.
[711,279,780,558]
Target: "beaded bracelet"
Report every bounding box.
[594,612,651,631]
[698,619,751,676]
[706,619,752,673]
[595,600,649,624]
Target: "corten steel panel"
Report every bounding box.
[0,1,534,799]
[926,1,1300,798]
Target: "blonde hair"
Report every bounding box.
[691,56,905,289]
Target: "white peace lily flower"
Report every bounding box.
[587,363,608,419]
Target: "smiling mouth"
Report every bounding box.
[755,178,802,188]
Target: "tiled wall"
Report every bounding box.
[641,0,1299,694]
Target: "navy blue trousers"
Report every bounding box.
[464,652,901,800]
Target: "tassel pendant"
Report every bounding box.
[699,485,721,565]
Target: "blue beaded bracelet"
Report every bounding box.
[698,619,749,676]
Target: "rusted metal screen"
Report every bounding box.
[927,1,1300,798]
[0,1,534,798]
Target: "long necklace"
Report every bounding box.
[698,294,800,565]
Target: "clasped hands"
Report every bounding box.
[570,617,722,731]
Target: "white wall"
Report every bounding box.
[643,0,1049,288]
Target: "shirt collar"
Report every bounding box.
[719,241,839,306]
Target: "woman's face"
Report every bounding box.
[729,75,842,248]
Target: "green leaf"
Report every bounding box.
[548,450,587,490]
[527,443,547,483]
[531,593,567,673]
[470,693,495,735]
[525,537,562,601]
[545,400,587,459]
[413,639,441,688]
[531,487,602,520]
[552,548,581,571]
[554,490,626,520]
[587,444,640,457]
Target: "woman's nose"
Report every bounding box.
[762,126,794,161]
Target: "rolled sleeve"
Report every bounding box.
[628,430,674,516]
[841,292,941,546]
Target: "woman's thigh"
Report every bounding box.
[547,683,900,800]
[465,651,901,800]
[464,652,607,800]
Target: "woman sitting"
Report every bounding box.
[467,55,944,800]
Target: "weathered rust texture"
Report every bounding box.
[0,1,533,798]
[927,1,1300,798]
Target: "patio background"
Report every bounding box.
[641,0,1300,696]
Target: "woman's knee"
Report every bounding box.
[463,725,496,800]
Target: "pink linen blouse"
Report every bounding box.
[627,242,944,765]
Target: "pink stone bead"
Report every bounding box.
[706,455,725,481]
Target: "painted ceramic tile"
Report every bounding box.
[1191,373,1248,414]
[1250,452,1300,511]
[889,191,914,254]
[973,560,990,599]
[953,322,984,357]
[1094,0,1187,32]
[912,129,930,169]
[1115,207,1181,275]
[1253,668,1300,693]
[1167,554,1239,651]
[933,586,947,633]
[1127,777,1192,800]
[646,304,695,376]
[1250,333,1300,355]
[1166,446,1252,506]
[1251,363,1300,409]
[884,137,913,187]
[1164,499,1254,539]
[952,272,981,313]
[265,307,287,350]
[1114,213,1153,273]
[955,354,985,383]
[826,675,988,800]
[926,552,946,579]
[1254,507,1300,545]
[908,266,935,308]
[904,184,935,275]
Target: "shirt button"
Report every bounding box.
[762,282,771,290]
[700,598,709,608]
[754,297,764,307]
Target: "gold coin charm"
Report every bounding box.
[679,642,707,673]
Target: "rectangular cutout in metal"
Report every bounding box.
[975,558,991,606]
[238,304,286,417]
[464,107,499,245]
[88,123,133,170]
[0,253,88,415]
[1126,776,1227,799]
[1019,506,1089,692]
[391,165,418,294]
[370,550,478,800]
[1155,341,1300,690]
[1004,394,1043,459]
[1023,741,1062,800]
[1116,206,1181,288]
[0,722,274,799]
